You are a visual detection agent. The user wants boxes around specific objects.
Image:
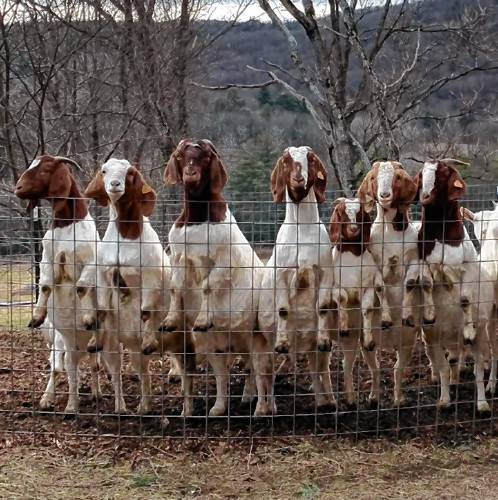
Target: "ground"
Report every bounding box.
[1,263,498,498]
[1,436,498,498]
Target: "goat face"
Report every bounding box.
[358,161,417,212]
[271,146,327,204]
[14,155,82,210]
[164,139,227,198]
[330,197,371,245]
[85,158,156,216]
[416,159,467,206]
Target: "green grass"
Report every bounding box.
[0,264,34,330]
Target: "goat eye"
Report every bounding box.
[102,169,106,174]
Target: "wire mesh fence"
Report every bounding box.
[0,184,497,443]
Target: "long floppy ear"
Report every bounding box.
[447,167,466,201]
[271,155,286,203]
[48,164,72,212]
[164,140,188,185]
[398,169,418,207]
[207,147,228,195]
[413,170,422,201]
[357,165,378,212]
[85,171,109,206]
[133,168,157,217]
[309,151,328,203]
[329,199,345,245]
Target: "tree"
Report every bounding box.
[196,0,498,194]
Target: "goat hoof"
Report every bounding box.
[142,344,158,356]
[437,399,451,411]
[485,382,496,395]
[86,338,103,353]
[463,337,473,346]
[39,397,54,410]
[423,317,436,326]
[339,329,349,338]
[381,320,393,330]
[317,341,331,352]
[275,343,289,355]
[477,401,491,414]
[363,340,376,352]
[317,399,336,412]
[84,320,98,331]
[28,317,44,329]
[159,323,177,332]
[193,324,208,332]
[368,397,379,409]
[402,317,415,328]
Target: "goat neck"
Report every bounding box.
[176,183,227,227]
[52,179,88,229]
[284,189,320,224]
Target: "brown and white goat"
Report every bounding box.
[258,146,335,409]
[160,139,274,417]
[409,159,493,411]
[14,155,100,412]
[84,158,195,415]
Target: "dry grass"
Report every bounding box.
[0,436,497,498]
[0,264,34,331]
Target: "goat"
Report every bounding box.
[354,160,421,405]
[410,159,493,411]
[318,197,413,406]
[258,146,335,409]
[461,205,498,395]
[14,155,101,412]
[160,139,273,417]
[84,158,195,415]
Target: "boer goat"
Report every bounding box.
[85,159,194,415]
[14,155,101,412]
[356,160,421,405]
[318,197,411,405]
[258,146,335,409]
[410,159,493,411]
[161,139,273,417]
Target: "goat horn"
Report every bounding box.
[460,206,474,221]
[54,156,84,172]
[441,158,470,168]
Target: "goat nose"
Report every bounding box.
[380,191,390,199]
[110,180,120,187]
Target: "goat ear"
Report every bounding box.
[85,171,109,206]
[461,206,474,221]
[309,152,328,203]
[48,164,72,201]
[208,149,228,195]
[133,169,157,217]
[357,165,378,212]
[329,204,343,245]
[413,171,422,201]
[164,141,187,185]
[271,155,286,203]
[448,169,466,201]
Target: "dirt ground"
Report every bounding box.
[1,436,498,498]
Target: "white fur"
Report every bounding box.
[344,198,361,230]
[259,187,335,408]
[377,161,395,198]
[287,146,310,183]
[166,206,273,417]
[421,161,437,198]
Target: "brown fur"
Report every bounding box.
[415,160,466,259]
[85,165,156,239]
[329,199,371,256]
[270,148,328,203]
[164,139,228,226]
[14,155,88,228]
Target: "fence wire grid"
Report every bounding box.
[1,184,498,443]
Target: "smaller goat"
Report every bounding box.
[14,155,100,412]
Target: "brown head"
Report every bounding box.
[14,155,87,225]
[164,139,228,225]
[358,161,417,212]
[164,139,227,198]
[271,146,327,204]
[85,158,156,238]
[329,197,372,252]
[415,159,468,206]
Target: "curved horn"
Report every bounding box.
[54,156,84,172]
[441,158,470,168]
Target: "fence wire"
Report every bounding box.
[0,185,497,442]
